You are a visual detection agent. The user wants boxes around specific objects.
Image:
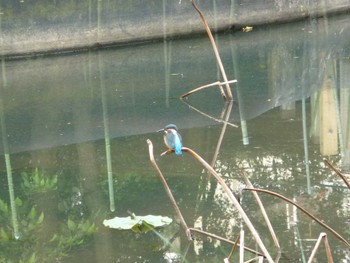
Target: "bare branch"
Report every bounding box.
[240,169,280,249]
[146,139,192,240]
[181,80,237,99]
[244,188,350,249]
[191,0,233,100]
[324,158,350,189]
[307,232,334,263]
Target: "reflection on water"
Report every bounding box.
[0,14,350,262]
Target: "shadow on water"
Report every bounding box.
[0,13,350,262]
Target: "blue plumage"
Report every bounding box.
[160,124,183,155]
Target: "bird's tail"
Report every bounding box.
[175,145,182,155]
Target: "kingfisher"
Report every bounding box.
[158,124,183,155]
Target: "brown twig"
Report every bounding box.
[210,100,234,168]
[157,144,273,261]
[244,257,265,263]
[225,233,240,261]
[239,229,245,262]
[160,146,273,261]
[307,233,334,263]
[323,158,350,189]
[189,228,264,257]
[180,98,239,128]
[146,139,192,240]
[181,147,274,262]
[181,80,237,99]
[240,169,280,250]
[244,188,350,249]
[191,0,233,100]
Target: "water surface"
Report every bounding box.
[0,14,350,262]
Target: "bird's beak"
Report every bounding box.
[157,128,164,133]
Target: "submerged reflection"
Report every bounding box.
[0,59,20,240]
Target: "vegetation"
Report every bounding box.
[21,168,57,193]
[0,168,96,262]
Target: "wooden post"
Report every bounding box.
[339,59,350,166]
[319,76,338,155]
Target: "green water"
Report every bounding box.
[0,14,350,262]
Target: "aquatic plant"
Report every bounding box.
[103,213,172,233]
[0,167,97,262]
[19,253,36,263]
[0,197,44,241]
[0,197,96,261]
[1,199,44,235]
[20,168,57,193]
[50,218,96,251]
[0,197,44,261]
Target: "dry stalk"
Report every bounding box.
[307,232,334,263]
[239,229,245,263]
[210,100,234,168]
[244,257,264,263]
[191,0,233,100]
[240,169,280,250]
[175,147,274,262]
[146,139,192,240]
[181,80,237,99]
[244,188,350,249]
[180,98,238,128]
[224,233,240,262]
[189,228,263,257]
[323,158,350,189]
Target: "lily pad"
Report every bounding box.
[103,215,173,233]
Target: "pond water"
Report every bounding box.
[0,14,350,263]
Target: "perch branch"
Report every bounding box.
[147,139,192,240]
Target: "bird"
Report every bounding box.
[158,124,183,155]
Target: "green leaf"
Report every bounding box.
[52,175,58,185]
[37,212,45,224]
[0,199,9,214]
[28,207,37,220]
[33,170,39,183]
[67,219,76,231]
[15,197,23,207]
[131,220,154,233]
[0,228,9,240]
[21,168,58,193]
[87,223,96,234]
[27,252,36,263]
[103,215,173,232]
[50,234,58,242]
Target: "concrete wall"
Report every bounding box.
[2,13,350,154]
[0,0,350,57]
